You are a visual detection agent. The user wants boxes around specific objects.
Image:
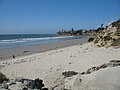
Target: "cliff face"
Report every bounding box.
[93,19,120,47]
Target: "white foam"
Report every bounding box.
[0,36,76,44]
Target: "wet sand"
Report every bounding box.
[0,37,89,60]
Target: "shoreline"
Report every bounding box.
[0,37,89,61]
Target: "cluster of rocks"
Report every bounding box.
[0,77,48,90]
[81,60,120,75]
[93,19,120,47]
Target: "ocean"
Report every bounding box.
[0,34,82,49]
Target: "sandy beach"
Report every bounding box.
[0,39,120,89]
[0,0,120,89]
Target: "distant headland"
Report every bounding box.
[56,25,104,36]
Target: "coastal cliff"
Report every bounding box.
[93,19,120,47]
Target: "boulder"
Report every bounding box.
[62,71,78,78]
[34,78,44,89]
[1,83,8,89]
[64,74,81,90]
[15,77,25,82]
[81,66,120,90]
[9,82,26,90]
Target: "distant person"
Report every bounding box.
[13,55,15,59]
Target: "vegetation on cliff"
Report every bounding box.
[93,19,120,47]
[56,18,120,47]
[57,24,105,36]
[57,28,83,35]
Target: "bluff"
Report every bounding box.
[93,19,120,47]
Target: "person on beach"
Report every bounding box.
[13,55,15,59]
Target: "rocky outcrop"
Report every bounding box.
[0,78,48,90]
[81,60,120,75]
[93,19,120,47]
[53,60,120,90]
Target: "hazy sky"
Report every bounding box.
[0,0,120,34]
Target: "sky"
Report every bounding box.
[0,0,120,34]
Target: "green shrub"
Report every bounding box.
[0,72,9,83]
[88,37,94,42]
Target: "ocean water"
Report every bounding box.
[0,34,82,49]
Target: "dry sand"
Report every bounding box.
[0,42,120,89]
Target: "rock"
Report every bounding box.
[22,87,28,90]
[0,88,9,90]
[2,77,47,90]
[15,77,25,82]
[8,79,16,86]
[81,66,120,90]
[23,51,30,53]
[53,86,60,90]
[80,72,85,75]
[85,66,98,74]
[1,84,8,89]
[95,66,101,70]
[109,60,120,63]
[34,78,44,89]
[62,71,78,78]
[64,74,81,90]
[22,78,44,89]
[99,63,108,68]
[41,88,49,90]
[81,60,120,76]
[2,81,7,84]
[108,60,120,67]
[23,79,33,87]
[9,82,26,90]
